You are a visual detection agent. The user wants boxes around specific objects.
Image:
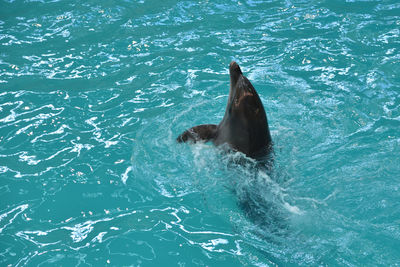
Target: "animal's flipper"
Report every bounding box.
[177,124,218,143]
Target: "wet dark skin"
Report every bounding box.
[177,61,272,160]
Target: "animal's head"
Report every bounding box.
[227,61,266,121]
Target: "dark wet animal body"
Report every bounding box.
[177,62,283,233]
[177,61,272,160]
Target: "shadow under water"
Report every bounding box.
[219,151,298,242]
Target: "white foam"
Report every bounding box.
[121,166,132,185]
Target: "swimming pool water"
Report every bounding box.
[1,0,400,265]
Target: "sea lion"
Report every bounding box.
[177,61,272,160]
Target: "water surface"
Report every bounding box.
[1,0,400,265]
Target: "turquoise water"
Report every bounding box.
[1,0,400,265]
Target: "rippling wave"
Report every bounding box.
[1,0,399,265]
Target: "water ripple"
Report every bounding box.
[1,0,400,265]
